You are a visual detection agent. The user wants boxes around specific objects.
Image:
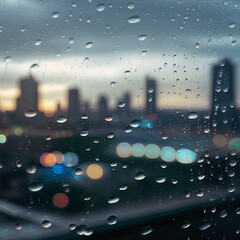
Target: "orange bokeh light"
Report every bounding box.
[40,152,57,167]
[53,193,69,208]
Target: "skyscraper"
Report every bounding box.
[68,88,80,117]
[16,76,39,116]
[211,59,236,133]
[146,77,157,115]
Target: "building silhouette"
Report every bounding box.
[146,77,157,115]
[211,59,237,133]
[16,76,39,117]
[68,88,80,121]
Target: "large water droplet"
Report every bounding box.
[56,116,67,123]
[110,81,116,87]
[156,176,166,183]
[68,38,74,44]
[119,184,128,190]
[107,215,118,225]
[130,119,141,128]
[80,130,88,136]
[105,115,113,122]
[188,112,198,119]
[34,39,42,46]
[85,42,93,48]
[42,220,52,228]
[135,170,145,180]
[52,12,60,19]
[28,181,43,192]
[195,42,200,48]
[96,4,105,11]
[108,196,119,204]
[74,167,83,176]
[229,22,236,28]
[140,226,153,236]
[219,210,227,218]
[138,34,147,41]
[198,222,211,231]
[128,15,141,24]
[25,109,37,118]
[127,2,135,9]
[181,221,191,229]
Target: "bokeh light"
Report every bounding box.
[176,149,196,164]
[63,152,79,167]
[132,143,145,157]
[53,193,69,208]
[40,152,57,167]
[212,134,227,147]
[145,144,160,159]
[116,142,131,158]
[228,138,240,152]
[86,164,103,180]
[160,146,176,162]
[52,164,64,174]
[0,134,7,144]
[53,151,64,164]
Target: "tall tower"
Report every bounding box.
[211,59,236,133]
[16,76,39,116]
[146,77,157,115]
[68,88,80,117]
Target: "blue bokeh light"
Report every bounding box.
[160,146,176,162]
[52,164,64,174]
[176,149,196,164]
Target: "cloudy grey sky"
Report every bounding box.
[0,0,239,112]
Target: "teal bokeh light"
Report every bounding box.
[228,138,240,152]
[160,146,176,162]
[145,144,160,159]
[63,152,79,167]
[176,149,196,164]
[0,134,7,144]
[116,142,131,158]
[132,143,145,157]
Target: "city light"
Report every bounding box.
[116,142,131,158]
[52,164,64,174]
[228,138,240,152]
[145,144,160,159]
[176,149,196,164]
[53,193,69,208]
[86,164,104,180]
[40,152,57,167]
[63,152,79,167]
[0,134,7,144]
[132,143,145,157]
[212,134,228,148]
[160,146,176,162]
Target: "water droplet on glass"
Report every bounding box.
[76,225,87,235]
[219,210,227,218]
[52,12,60,19]
[96,4,105,11]
[195,42,200,48]
[197,190,204,197]
[15,223,22,231]
[105,115,113,122]
[28,181,43,192]
[42,220,52,228]
[118,102,125,108]
[188,112,198,119]
[26,166,37,174]
[108,196,119,204]
[135,170,145,180]
[128,15,141,24]
[0,25,3,32]
[68,38,74,44]
[4,56,12,63]
[56,116,67,123]
[119,185,128,190]
[85,42,93,48]
[20,26,26,32]
[127,2,135,9]
[30,63,40,71]
[130,119,141,128]
[138,34,147,41]
[232,40,237,46]
[72,2,77,7]
[107,132,114,139]
[69,224,77,231]
[229,22,236,28]
[25,109,37,118]
[235,208,240,215]
[198,222,211,231]
[110,81,116,87]
[35,39,42,46]
[141,50,147,56]
[124,70,131,76]
[124,126,132,133]
[80,130,88,136]
[156,176,166,183]
[107,215,118,225]
[140,226,153,236]
[181,221,191,229]
[74,167,83,176]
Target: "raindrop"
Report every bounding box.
[188,112,198,119]
[156,176,166,183]
[124,70,131,75]
[69,224,77,231]
[229,22,236,28]
[42,220,52,228]
[56,116,67,123]
[141,50,147,56]
[110,81,116,87]
[52,12,60,19]
[15,223,22,231]
[130,119,141,128]
[34,39,42,46]
[74,168,83,176]
[118,102,125,108]
[227,184,235,193]
[85,42,93,48]
[96,4,105,11]
[235,208,240,215]
[197,190,204,197]
[119,185,128,190]
[232,40,237,46]
[140,226,153,236]
[107,132,114,139]
[135,170,145,180]
[105,115,113,122]
[219,210,227,218]
[20,26,26,32]
[108,196,119,204]
[80,130,88,136]
[195,42,200,48]
[68,38,74,44]
[198,222,211,231]
[26,166,37,174]
[25,109,37,118]
[0,25,3,32]
[72,2,77,7]
[107,215,118,225]
[181,221,191,229]
[76,225,87,235]
[4,56,12,63]
[128,15,141,24]
[28,181,43,192]
[124,126,132,133]
[128,2,135,9]
[138,34,147,41]
[30,63,40,71]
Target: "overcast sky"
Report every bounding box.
[0,0,239,112]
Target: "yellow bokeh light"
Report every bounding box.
[86,164,103,180]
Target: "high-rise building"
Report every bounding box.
[68,88,80,117]
[146,77,157,115]
[211,59,237,133]
[16,76,39,116]
[98,95,108,120]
